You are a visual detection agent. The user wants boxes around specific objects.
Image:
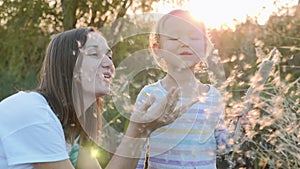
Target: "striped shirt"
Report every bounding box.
[135,81,232,169]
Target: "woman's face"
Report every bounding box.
[79,32,115,97]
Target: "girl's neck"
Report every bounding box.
[163,66,198,85]
[162,73,197,89]
[161,74,199,98]
[161,69,209,98]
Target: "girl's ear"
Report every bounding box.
[152,42,162,57]
[149,42,160,56]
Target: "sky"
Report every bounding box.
[154,0,298,29]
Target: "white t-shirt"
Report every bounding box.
[0,91,69,169]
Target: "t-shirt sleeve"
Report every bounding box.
[2,121,69,166]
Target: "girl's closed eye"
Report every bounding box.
[190,36,203,40]
[190,33,204,40]
[168,37,179,41]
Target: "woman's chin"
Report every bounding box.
[95,89,110,97]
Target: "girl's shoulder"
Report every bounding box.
[205,84,222,97]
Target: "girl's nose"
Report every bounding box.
[180,38,190,47]
[180,41,189,47]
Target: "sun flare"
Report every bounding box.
[153,0,298,30]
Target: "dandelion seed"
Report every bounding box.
[290,46,296,52]
[237,72,243,78]
[285,73,292,81]
[77,41,82,48]
[239,53,245,61]
[73,73,80,81]
[254,39,264,48]
[198,96,206,103]
[138,127,144,133]
[243,64,252,70]
[222,58,230,63]
[116,118,121,123]
[230,55,237,62]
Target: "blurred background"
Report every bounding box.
[0,0,299,168]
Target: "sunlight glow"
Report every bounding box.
[91,148,99,158]
[153,0,298,30]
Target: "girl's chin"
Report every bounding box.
[178,63,197,70]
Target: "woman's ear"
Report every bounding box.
[152,42,159,49]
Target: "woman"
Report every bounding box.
[0,27,196,169]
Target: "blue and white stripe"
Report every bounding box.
[135,81,231,169]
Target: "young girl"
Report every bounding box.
[0,27,193,169]
[135,10,233,169]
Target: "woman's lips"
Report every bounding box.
[99,72,112,83]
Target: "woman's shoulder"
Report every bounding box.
[1,91,47,105]
[0,91,59,129]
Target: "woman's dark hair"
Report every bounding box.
[37,27,96,143]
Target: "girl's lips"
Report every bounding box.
[179,51,193,55]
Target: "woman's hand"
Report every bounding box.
[129,87,198,137]
[105,88,198,169]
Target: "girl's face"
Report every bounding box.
[158,16,206,70]
[80,32,115,97]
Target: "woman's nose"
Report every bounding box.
[101,55,113,67]
[101,55,115,73]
